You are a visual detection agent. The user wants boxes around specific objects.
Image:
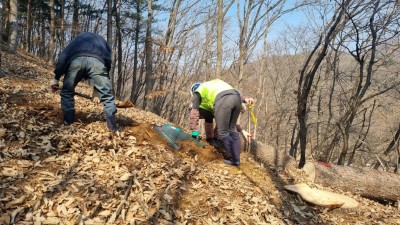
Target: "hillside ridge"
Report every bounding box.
[0,50,399,225]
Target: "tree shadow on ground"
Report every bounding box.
[247,140,336,225]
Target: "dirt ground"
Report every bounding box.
[0,51,399,225]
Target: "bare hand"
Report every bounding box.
[50,79,60,93]
[241,130,252,142]
[245,98,254,105]
[50,84,59,93]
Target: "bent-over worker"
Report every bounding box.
[50,32,118,132]
[189,79,254,166]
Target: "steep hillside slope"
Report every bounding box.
[0,51,399,225]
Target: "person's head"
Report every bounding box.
[190,82,201,96]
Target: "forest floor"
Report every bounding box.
[0,50,399,225]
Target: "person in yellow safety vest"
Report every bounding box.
[189,79,254,166]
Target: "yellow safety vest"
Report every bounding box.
[196,79,234,112]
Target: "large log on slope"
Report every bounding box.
[308,161,400,202]
[249,140,400,202]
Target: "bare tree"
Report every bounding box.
[152,0,182,115]
[72,0,79,37]
[332,0,400,165]
[25,0,32,52]
[216,0,234,78]
[107,0,113,48]
[59,0,65,49]
[296,0,351,168]
[253,1,308,143]
[48,0,55,64]
[347,102,375,166]
[0,0,3,74]
[7,0,17,52]
[130,1,145,104]
[143,0,153,110]
[115,0,123,99]
[235,0,305,89]
[203,4,215,81]
[155,1,212,119]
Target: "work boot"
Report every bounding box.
[63,110,75,125]
[220,135,233,161]
[206,138,219,148]
[223,159,240,166]
[230,132,241,165]
[214,138,224,150]
[106,115,119,132]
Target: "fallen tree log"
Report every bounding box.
[248,140,297,170]
[305,161,400,202]
[284,183,359,209]
[249,140,400,202]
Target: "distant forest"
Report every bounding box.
[1,0,399,171]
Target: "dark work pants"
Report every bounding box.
[215,94,242,163]
[214,94,241,139]
[61,57,117,131]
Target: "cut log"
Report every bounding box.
[305,161,400,202]
[284,183,359,209]
[250,140,400,202]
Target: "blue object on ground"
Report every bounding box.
[153,124,205,150]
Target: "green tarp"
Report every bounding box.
[153,124,205,150]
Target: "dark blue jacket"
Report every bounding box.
[54,32,112,80]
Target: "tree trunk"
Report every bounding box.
[216,0,223,78]
[0,0,2,71]
[72,0,79,37]
[374,123,400,170]
[130,1,141,103]
[289,121,299,157]
[236,0,251,90]
[110,32,117,95]
[25,0,32,52]
[296,2,348,168]
[59,0,65,49]
[39,8,45,57]
[48,0,55,65]
[115,0,122,99]
[7,0,17,52]
[143,0,153,110]
[203,8,212,81]
[250,140,297,171]
[107,0,116,94]
[107,0,112,49]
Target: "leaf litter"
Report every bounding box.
[0,51,399,225]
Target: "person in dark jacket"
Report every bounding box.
[189,79,254,166]
[50,32,118,132]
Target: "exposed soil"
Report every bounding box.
[0,51,399,225]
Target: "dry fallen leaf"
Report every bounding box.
[1,167,19,177]
[0,128,7,137]
[41,217,61,225]
[6,195,26,208]
[120,172,132,181]
[99,210,112,217]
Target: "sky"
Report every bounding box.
[219,0,311,58]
